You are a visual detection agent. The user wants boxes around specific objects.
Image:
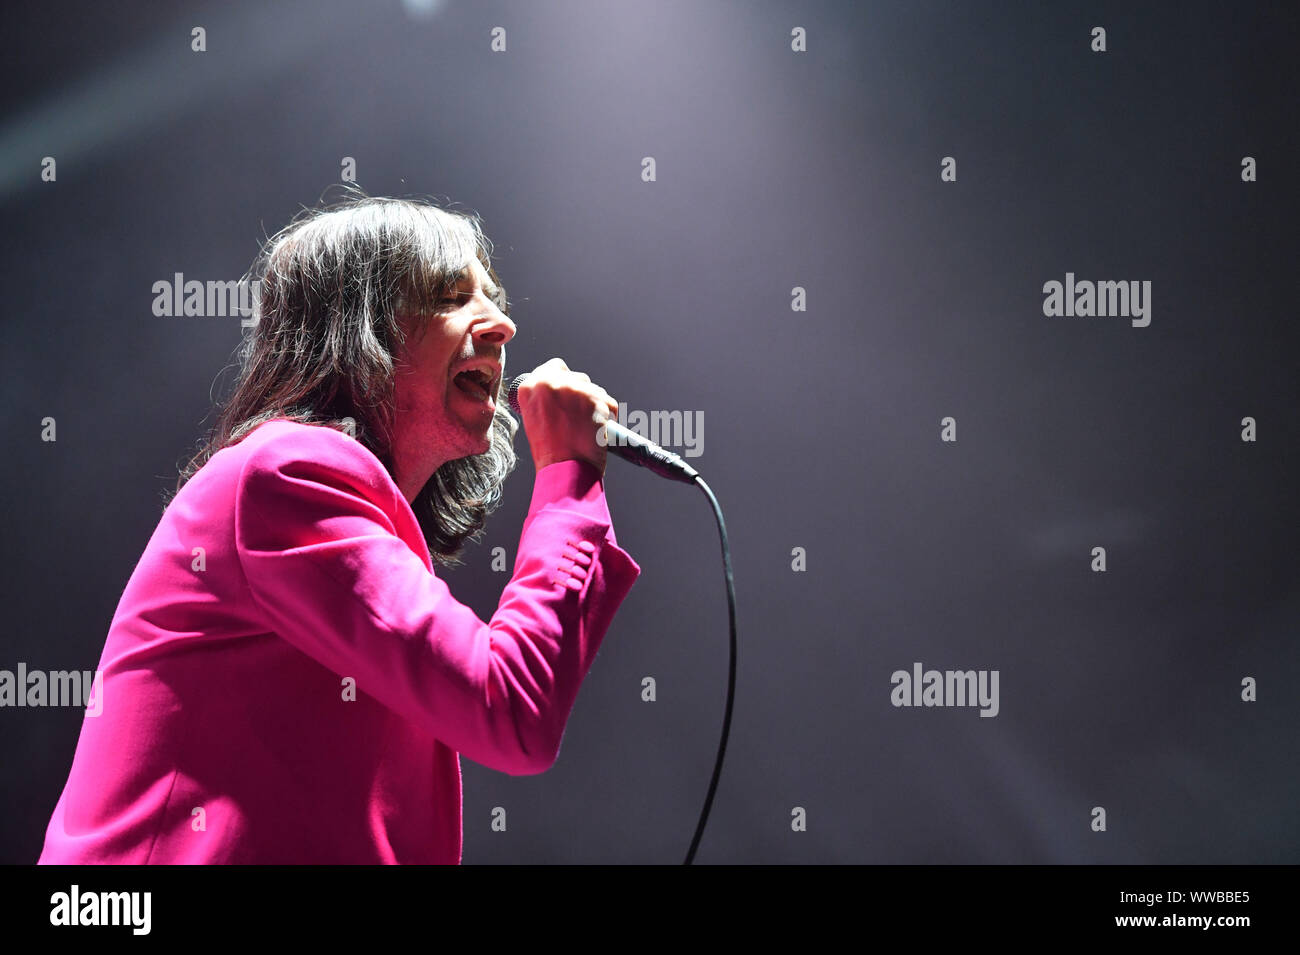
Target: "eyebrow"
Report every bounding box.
[451,268,504,303]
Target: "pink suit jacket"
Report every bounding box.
[38,418,640,864]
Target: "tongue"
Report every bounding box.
[454,372,487,399]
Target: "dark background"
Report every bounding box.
[2,0,1296,864]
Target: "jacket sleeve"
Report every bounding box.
[233,427,640,775]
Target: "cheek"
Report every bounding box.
[393,340,450,409]
[396,374,447,415]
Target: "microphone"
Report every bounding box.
[506,374,700,484]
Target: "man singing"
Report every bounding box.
[38,194,640,864]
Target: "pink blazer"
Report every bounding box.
[38,419,640,864]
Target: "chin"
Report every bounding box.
[459,430,493,459]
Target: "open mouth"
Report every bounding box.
[453,368,495,403]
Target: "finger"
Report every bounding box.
[533,357,567,377]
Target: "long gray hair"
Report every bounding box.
[175,189,518,567]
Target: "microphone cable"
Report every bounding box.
[680,473,736,865]
[506,374,737,863]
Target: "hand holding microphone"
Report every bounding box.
[509,358,619,475]
[508,360,699,484]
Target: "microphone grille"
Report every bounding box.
[505,374,529,416]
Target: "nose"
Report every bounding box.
[473,302,516,346]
